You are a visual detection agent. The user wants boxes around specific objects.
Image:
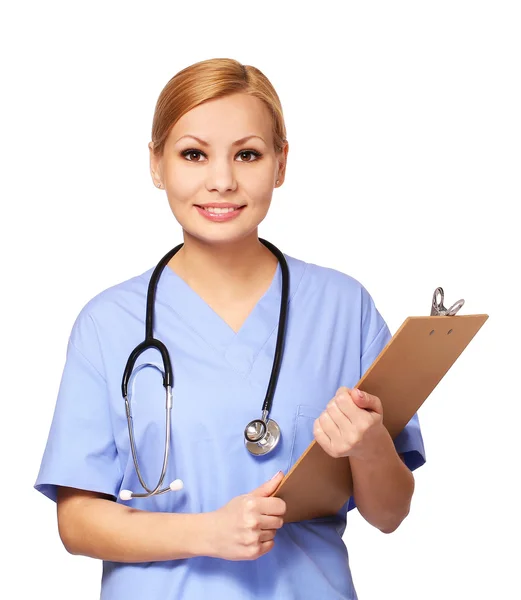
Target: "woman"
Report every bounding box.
[35,57,426,599]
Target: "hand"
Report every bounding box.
[313,386,385,459]
[206,471,286,561]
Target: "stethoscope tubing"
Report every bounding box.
[124,363,174,498]
[257,239,290,415]
[120,239,289,499]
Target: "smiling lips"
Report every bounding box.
[195,205,246,221]
[196,202,245,210]
[200,206,239,214]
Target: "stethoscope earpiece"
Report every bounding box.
[119,478,184,502]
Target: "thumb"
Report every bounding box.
[351,388,379,412]
[251,471,284,497]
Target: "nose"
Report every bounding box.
[206,158,238,193]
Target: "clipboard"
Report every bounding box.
[272,288,489,523]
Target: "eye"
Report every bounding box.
[180,148,263,162]
[237,150,262,162]
[181,149,205,162]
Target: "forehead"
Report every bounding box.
[168,93,273,145]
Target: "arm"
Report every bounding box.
[40,314,286,563]
[349,432,414,533]
[57,487,212,562]
[57,473,286,563]
[314,388,417,534]
[336,287,424,530]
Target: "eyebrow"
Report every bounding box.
[175,134,266,147]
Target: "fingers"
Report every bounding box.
[258,540,275,556]
[317,407,342,439]
[327,390,373,432]
[325,398,353,437]
[240,505,282,559]
[314,391,360,457]
[259,529,277,542]
[238,536,275,561]
[350,388,380,412]
[258,513,284,530]
[313,418,334,454]
[334,390,364,423]
[256,496,287,517]
[250,471,284,497]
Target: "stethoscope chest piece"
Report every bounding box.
[244,413,281,456]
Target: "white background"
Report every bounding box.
[1,1,519,598]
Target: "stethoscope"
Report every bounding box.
[119,238,289,501]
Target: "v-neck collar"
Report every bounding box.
[154,252,305,374]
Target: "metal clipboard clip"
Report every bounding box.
[431,287,465,316]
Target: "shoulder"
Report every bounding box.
[287,253,372,306]
[67,266,154,348]
[287,253,388,342]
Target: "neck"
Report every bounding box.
[168,232,278,297]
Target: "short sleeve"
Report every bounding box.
[347,286,426,513]
[34,309,122,503]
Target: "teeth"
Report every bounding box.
[203,206,238,214]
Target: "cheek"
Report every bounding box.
[242,158,277,194]
[164,160,200,192]
[166,195,192,224]
[164,176,200,219]
[243,177,274,214]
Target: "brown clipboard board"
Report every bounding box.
[272,312,489,523]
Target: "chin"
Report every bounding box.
[184,225,260,245]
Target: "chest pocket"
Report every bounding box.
[286,404,323,473]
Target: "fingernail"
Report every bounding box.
[271,470,282,480]
[356,388,364,399]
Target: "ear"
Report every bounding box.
[275,140,289,186]
[148,141,164,188]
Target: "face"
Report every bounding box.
[149,93,288,246]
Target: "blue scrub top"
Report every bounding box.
[35,252,426,600]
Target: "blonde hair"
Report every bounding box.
[150,58,287,156]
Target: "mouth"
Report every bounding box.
[194,204,246,221]
[194,205,246,213]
